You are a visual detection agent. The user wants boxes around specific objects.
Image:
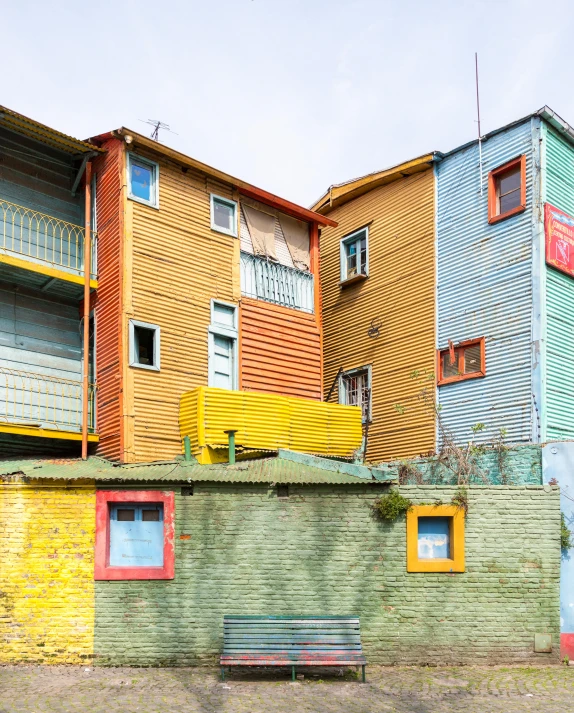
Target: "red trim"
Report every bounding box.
[94,490,175,580]
[437,337,486,386]
[239,186,338,228]
[561,633,574,659]
[488,155,526,225]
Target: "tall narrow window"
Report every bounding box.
[340,228,368,283]
[488,156,526,224]
[339,366,371,422]
[127,154,159,208]
[211,194,238,237]
[209,301,238,390]
[437,338,485,385]
[129,320,161,371]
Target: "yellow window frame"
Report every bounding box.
[406,504,465,573]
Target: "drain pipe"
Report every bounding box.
[224,430,237,465]
[81,162,92,461]
[183,435,192,462]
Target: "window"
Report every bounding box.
[209,301,238,390]
[406,505,465,573]
[94,491,175,580]
[339,366,371,422]
[488,156,526,224]
[211,194,238,237]
[437,337,485,385]
[340,228,368,283]
[129,320,160,371]
[127,153,159,208]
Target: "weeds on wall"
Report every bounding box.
[561,513,572,551]
[373,489,413,521]
[451,487,469,515]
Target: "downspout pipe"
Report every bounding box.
[81,162,92,460]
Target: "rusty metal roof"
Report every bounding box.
[0,455,393,485]
[0,105,103,155]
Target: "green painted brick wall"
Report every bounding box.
[94,484,560,666]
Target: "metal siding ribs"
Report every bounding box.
[437,120,535,444]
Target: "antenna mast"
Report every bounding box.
[475,52,483,195]
[139,119,178,142]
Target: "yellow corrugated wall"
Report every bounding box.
[180,386,363,463]
[0,481,95,663]
[320,170,436,462]
[128,152,240,462]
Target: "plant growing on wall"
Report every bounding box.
[373,488,413,521]
[451,487,469,515]
[561,513,572,550]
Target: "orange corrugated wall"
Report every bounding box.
[239,297,322,400]
[92,139,124,460]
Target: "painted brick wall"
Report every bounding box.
[0,481,95,663]
[94,484,560,666]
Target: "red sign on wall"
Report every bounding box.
[545,203,574,278]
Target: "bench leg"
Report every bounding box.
[292,666,295,682]
[362,665,366,683]
[221,666,225,682]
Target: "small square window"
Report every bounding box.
[277,485,289,499]
[407,505,465,573]
[488,156,526,224]
[340,366,371,422]
[128,154,159,208]
[95,491,175,580]
[340,228,368,283]
[129,320,160,371]
[437,338,485,386]
[211,194,238,237]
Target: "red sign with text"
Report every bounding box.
[545,203,574,278]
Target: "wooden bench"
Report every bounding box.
[220,615,367,682]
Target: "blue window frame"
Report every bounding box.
[340,227,368,281]
[128,154,159,208]
[208,300,238,390]
[109,503,164,567]
[211,194,238,237]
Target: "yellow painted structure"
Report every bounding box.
[0,481,95,663]
[313,159,436,462]
[0,424,99,441]
[180,386,363,464]
[406,504,465,573]
[0,253,98,289]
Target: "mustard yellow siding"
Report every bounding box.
[129,153,239,462]
[0,481,95,663]
[320,170,436,462]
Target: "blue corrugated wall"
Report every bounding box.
[544,125,574,440]
[436,119,537,444]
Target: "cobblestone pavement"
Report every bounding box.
[1,665,573,713]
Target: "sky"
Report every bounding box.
[3,0,574,206]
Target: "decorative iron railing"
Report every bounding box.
[0,198,97,278]
[240,251,314,313]
[0,367,96,432]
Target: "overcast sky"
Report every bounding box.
[3,0,573,206]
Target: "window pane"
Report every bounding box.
[498,168,520,195]
[130,162,152,202]
[213,303,235,328]
[134,327,155,366]
[464,343,482,374]
[212,334,234,389]
[343,370,370,421]
[418,517,451,559]
[441,350,459,379]
[213,199,235,232]
[117,508,135,522]
[109,504,164,567]
[345,241,358,277]
[500,189,521,214]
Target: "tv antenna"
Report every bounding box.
[475,53,483,196]
[139,119,178,142]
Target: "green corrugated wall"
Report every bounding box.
[544,126,574,440]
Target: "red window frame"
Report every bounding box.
[488,155,526,224]
[95,490,175,580]
[437,337,486,386]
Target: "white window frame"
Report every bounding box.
[340,227,369,282]
[127,153,159,209]
[339,365,372,423]
[210,194,238,237]
[129,319,161,371]
[208,300,238,390]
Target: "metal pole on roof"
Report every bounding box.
[81,162,92,461]
[475,53,484,196]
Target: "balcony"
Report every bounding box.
[179,386,362,464]
[240,251,314,313]
[0,198,97,287]
[0,367,97,441]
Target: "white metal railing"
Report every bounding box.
[0,198,97,278]
[240,251,314,313]
[0,367,96,432]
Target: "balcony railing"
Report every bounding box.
[240,251,314,313]
[0,367,96,433]
[0,198,97,278]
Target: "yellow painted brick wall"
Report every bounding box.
[0,480,95,663]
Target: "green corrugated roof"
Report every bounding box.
[0,455,392,485]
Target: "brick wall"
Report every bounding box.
[94,483,560,665]
[0,481,95,663]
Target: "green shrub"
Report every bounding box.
[373,489,412,521]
